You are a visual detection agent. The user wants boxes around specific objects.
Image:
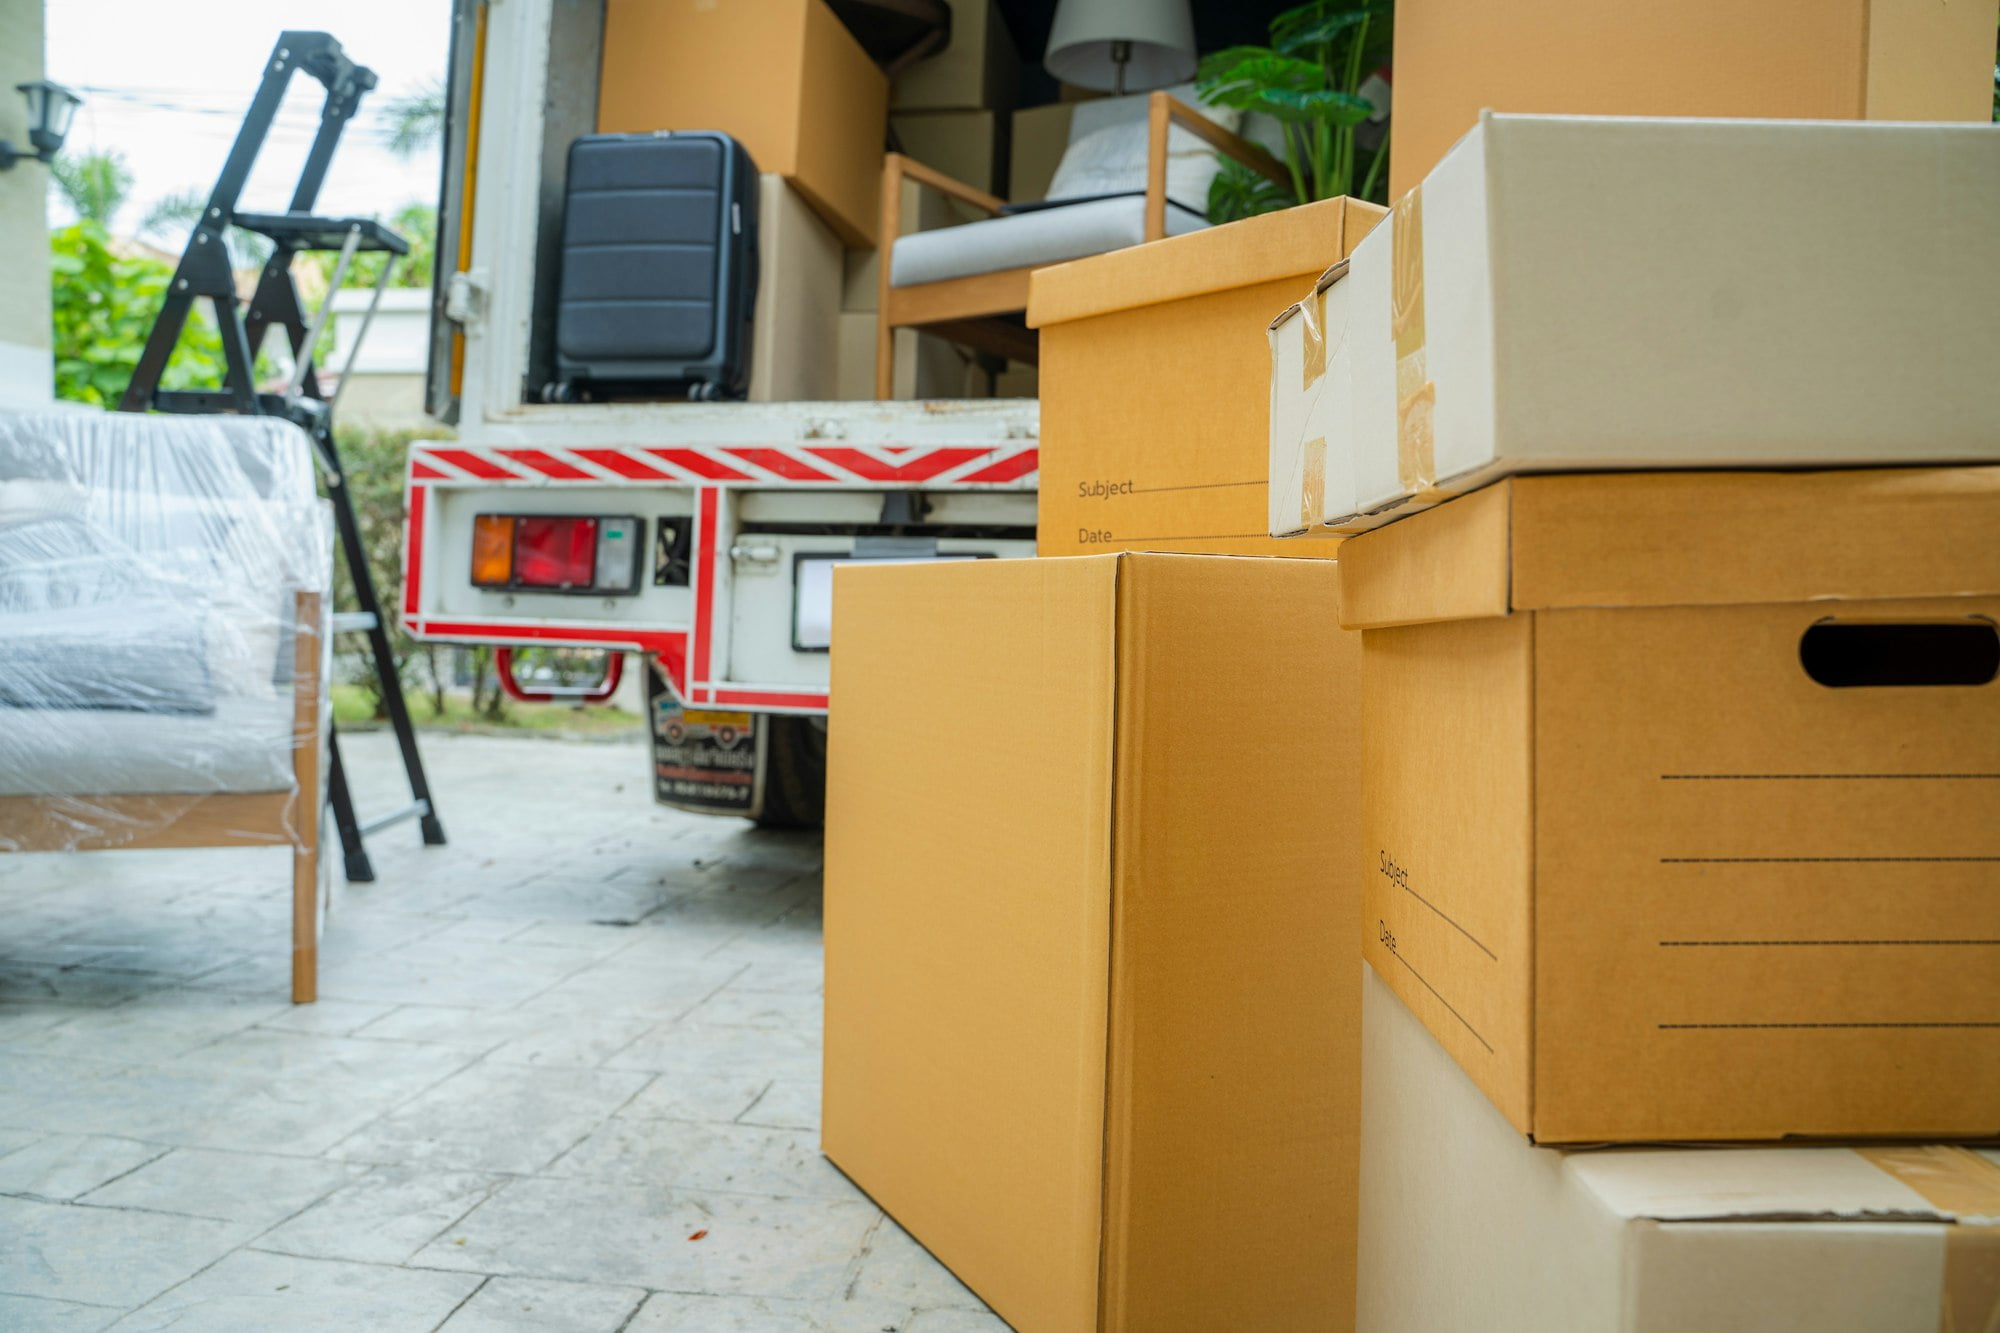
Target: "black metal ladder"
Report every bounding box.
[119,30,444,882]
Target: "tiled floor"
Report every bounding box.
[0,732,1005,1332]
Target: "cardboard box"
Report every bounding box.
[1270,114,2000,537]
[598,0,888,246]
[749,175,842,402]
[833,311,977,400]
[1358,965,2000,1333]
[890,0,1018,112]
[1344,468,2000,1144]
[890,108,1005,196]
[1028,197,1383,558]
[1389,0,1999,197]
[824,553,1363,1333]
[1009,101,1074,202]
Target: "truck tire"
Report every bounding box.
[755,715,827,829]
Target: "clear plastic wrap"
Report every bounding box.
[0,411,334,854]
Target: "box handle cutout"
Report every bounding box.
[1799,620,1999,688]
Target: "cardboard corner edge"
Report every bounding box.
[1337,481,1515,629]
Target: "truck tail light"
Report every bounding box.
[515,516,598,588]
[471,515,515,586]
[470,514,645,594]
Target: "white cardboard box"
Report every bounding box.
[1269,113,2000,536]
[1358,965,2000,1333]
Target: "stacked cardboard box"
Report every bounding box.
[1269,115,2000,536]
[1268,107,2000,1326]
[1029,196,1382,557]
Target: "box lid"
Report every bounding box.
[1339,468,2000,629]
[1570,1145,2000,1226]
[1028,196,1385,328]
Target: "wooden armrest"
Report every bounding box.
[1144,92,1294,242]
[884,152,1006,222]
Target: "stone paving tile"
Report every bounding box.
[351,1005,656,1070]
[0,1135,166,1202]
[255,1166,508,1266]
[411,1176,880,1299]
[548,1118,857,1201]
[0,1292,122,1333]
[0,733,1000,1328]
[737,1078,820,1132]
[517,955,751,1022]
[252,997,400,1037]
[326,1062,651,1174]
[625,1290,918,1333]
[0,990,283,1067]
[902,1310,1014,1332]
[689,986,824,1031]
[618,1072,772,1124]
[79,1148,364,1227]
[436,1276,645,1332]
[845,1219,990,1314]
[112,1249,483,1332]
[0,1195,248,1306]
[606,1020,823,1080]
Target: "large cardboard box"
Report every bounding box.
[1389,0,1999,197]
[1344,468,2000,1144]
[1029,198,1383,558]
[598,0,888,246]
[890,108,1005,195]
[1358,965,2000,1333]
[1270,114,2000,537]
[890,0,1018,112]
[1009,101,1074,202]
[749,175,842,402]
[824,553,1363,1333]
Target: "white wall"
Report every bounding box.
[0,0,51,408]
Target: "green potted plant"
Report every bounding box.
[1197,0,1393,222]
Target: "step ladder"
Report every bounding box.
[118,30,444,882]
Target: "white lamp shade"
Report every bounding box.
[1045,0,1197,93]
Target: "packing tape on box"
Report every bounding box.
[1858,1146,2000,1330]
[1391,188,1436,494]
[1270,260,1350,535]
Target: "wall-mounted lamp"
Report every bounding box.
[0,80,83,171]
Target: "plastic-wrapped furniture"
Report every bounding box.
[875,88,1289,397]
[0,412,334,1002]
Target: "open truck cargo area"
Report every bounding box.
[406,0,1039,824]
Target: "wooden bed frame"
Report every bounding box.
[0,590,325,1003]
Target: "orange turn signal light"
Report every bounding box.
[471,514,516,587]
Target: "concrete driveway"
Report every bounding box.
[0,732,1004,1332]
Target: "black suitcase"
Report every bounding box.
[554,131,759,401]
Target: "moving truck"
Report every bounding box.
[406,0,1038,825]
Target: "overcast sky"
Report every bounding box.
[46,0,452,238]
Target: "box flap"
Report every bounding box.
[1029,197,1386,329]
[821,555,1119,1333]
[1341,468,2000,628]
[1570,1145,2000,1226]
[1268,260,1351,333]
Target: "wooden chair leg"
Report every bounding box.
[290,587,323,1005]
[292,840,318,1004]
[875,310,896,400]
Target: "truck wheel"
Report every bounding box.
[755,715,827,830]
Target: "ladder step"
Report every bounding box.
[330,611,378,633]
[232,212,409,256]
[358,800,431,837]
